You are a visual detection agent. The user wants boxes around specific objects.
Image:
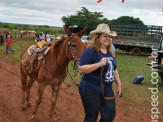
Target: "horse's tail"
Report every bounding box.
[20,62,27,91]
[20,45,30,91]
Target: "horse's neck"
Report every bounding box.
[48,41,70,72]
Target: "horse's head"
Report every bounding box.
[64,26,87,63]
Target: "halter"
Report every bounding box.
[67,35,78,65]
[66,35,80,86]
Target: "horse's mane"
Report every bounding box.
[52,36,66,51]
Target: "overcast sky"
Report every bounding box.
[0,0,162,27]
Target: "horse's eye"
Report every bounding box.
[71,45,76,47]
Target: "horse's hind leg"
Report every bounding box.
[26,78,35,108]
[31,83,46,122]
[20,65,27,111]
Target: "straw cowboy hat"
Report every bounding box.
[89,24,117,37]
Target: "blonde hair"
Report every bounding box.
[90,33,115,57]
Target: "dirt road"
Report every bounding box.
[0,61,151,122]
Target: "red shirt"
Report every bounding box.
[84,41,88,50]
[7,38,11,47]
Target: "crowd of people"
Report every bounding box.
[35,32,56,42]
[0,30,61,54]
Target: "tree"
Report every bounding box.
[112,16,144,25]
[62,7,110,34]
[109,16,147,37]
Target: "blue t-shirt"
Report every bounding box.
[79,47,117,94]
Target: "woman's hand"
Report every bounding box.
[116,84,122,98]
[98,57,108,67]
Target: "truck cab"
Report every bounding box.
[147,37,163,82]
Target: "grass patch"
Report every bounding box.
[115,50,163,111]
[0,40,34,65]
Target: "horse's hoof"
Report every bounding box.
[51,116,59,122]
[26,103,32,108]
[22,106,26,111]
[51,119,56,122]
[31,117,38,122]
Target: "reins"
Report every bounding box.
[67,67,80,86]
[99,52,121,100]
[100,67,118,100]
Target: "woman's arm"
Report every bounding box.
[78,57,108,74]
[78,63,100,74]
[114,69,122,97]
[114,69,121,86]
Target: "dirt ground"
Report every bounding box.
[0,61,152,122]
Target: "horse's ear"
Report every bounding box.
[77,27,88,37]
[63,26,72,38]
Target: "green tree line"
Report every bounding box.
[62,7,145,34]
[0,22,65,35]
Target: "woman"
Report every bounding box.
[78,24,122,122]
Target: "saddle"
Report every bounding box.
[27,42,51,73]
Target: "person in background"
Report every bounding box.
[83,40,88,50]
[35,33,40,42]
[0,30,4,46]
[44,33,47,41]
[6,35,14,54]
[39,32,44,41]
[5,31,9,42]
[20,30,23,38]
[78,24,122,122]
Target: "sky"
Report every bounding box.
[0,0,162,27]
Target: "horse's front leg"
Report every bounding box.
[50,85,60,122]
[31,83,46,122]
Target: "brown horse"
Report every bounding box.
[20,26,87,122]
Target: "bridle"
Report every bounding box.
[67,35,79,66]
[66,35,81,86]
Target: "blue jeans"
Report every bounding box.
[79,87,116,122]
[6,46,14,54]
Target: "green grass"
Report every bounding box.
[115,50,163,107]
[0,40,163,113]
[0,40,34,65]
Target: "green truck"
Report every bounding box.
[110,24,162,56]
